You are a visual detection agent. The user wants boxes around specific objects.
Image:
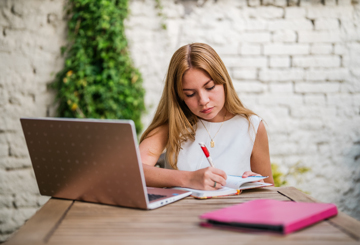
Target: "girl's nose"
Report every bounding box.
[198,91,210,106]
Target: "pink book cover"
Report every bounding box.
[200,199,338,234]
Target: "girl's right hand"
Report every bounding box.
[188,167,227,190]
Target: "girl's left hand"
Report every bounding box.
[242,171,264,182]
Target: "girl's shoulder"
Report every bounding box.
[249,114,262,125]
[232,114,263,136]
[231,114,262,125]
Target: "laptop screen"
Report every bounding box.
[21,118,149,209]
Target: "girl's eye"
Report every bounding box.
[185,93,195,98]
[206,85,215,91]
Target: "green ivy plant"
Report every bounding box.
[155,0,167,30]
[271,162,310,187]
[51,0,145,133]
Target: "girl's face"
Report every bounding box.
[182,68,227,122]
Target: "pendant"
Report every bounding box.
[210,140,215,148]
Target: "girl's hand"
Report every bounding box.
[242,171,265,182]
[188,167,227,190]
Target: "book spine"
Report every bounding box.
[284,205,338,234]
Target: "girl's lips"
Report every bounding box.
[200,107,213,114]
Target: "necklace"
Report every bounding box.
[199,111,227,148]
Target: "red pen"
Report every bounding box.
[199,142,215,167]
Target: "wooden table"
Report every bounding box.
[5,187,360,245]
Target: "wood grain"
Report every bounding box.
[4,198,73,245]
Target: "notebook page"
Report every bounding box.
[225,176,268,189]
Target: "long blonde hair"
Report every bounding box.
[140,43,257,169]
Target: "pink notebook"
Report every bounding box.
[200,199,338,234]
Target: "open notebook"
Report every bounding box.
[173,176,272,199]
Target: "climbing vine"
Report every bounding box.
[51,0,145,133]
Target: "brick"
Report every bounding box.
[334,44,346,55]
[290,106,337,119]
[262,0,287,6]
[298,30,342,43]
[38,195,50,206]
[269,56,291,68]
[233,80,267,93]
[353,94,360,107]
[14,193,39,208]
[0,157,32,170]
[325,0,337,6]
[238,95,259,106]
[0,208,13,227]
[268,107,290,118]
[307,6,353,19]
[318,143,331,155]
[238,32,271,43]
[128,1,151,17]
[268,19,313,31]
[260,69,305,82]
[247,0,261,6]
[340,81,360,93]
[213,45,239,55]
[305,68,350,81]
[327,94,352,106]
[300,0,322,6]
[293,56,341,68]
[348,43,360,54]
[163,2,184,18]
[222,56,267,68]
[9,141,29,158]
[239,44,261,55]
[315,18,339,30]
[246,6,284,19]
[259,94,303,106]
[243,19,268,31]
[294,82,340,93]
[266,118,295,134]
[270,142,298,155]
[310,44,333,54]
[0,144,8,158]
[351,69,360,78]
[287,0,300,6]
[269,82,293,93]
[12,207,38,228]
[0,195,13,208]
[298,119,324,131]
[285,7,307,19]
[264,44,309,55]
[0,169,38,194]
[232,68,258,80]
[337,0,352,5]
[272,30,297,42]
[304,94,326,105]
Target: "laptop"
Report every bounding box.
[20,117,191,209]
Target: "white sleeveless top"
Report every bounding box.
[166,115,262,176]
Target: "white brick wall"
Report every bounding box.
[264,43,310,55]
[1,0,360,242]
[0,0,66,241]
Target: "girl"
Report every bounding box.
[139,43,274,190]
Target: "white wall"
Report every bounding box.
[0,0,359,242]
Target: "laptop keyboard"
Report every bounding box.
[148,194,167,201]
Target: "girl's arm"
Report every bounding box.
[139,124,227,189]
[243,121,274,184]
